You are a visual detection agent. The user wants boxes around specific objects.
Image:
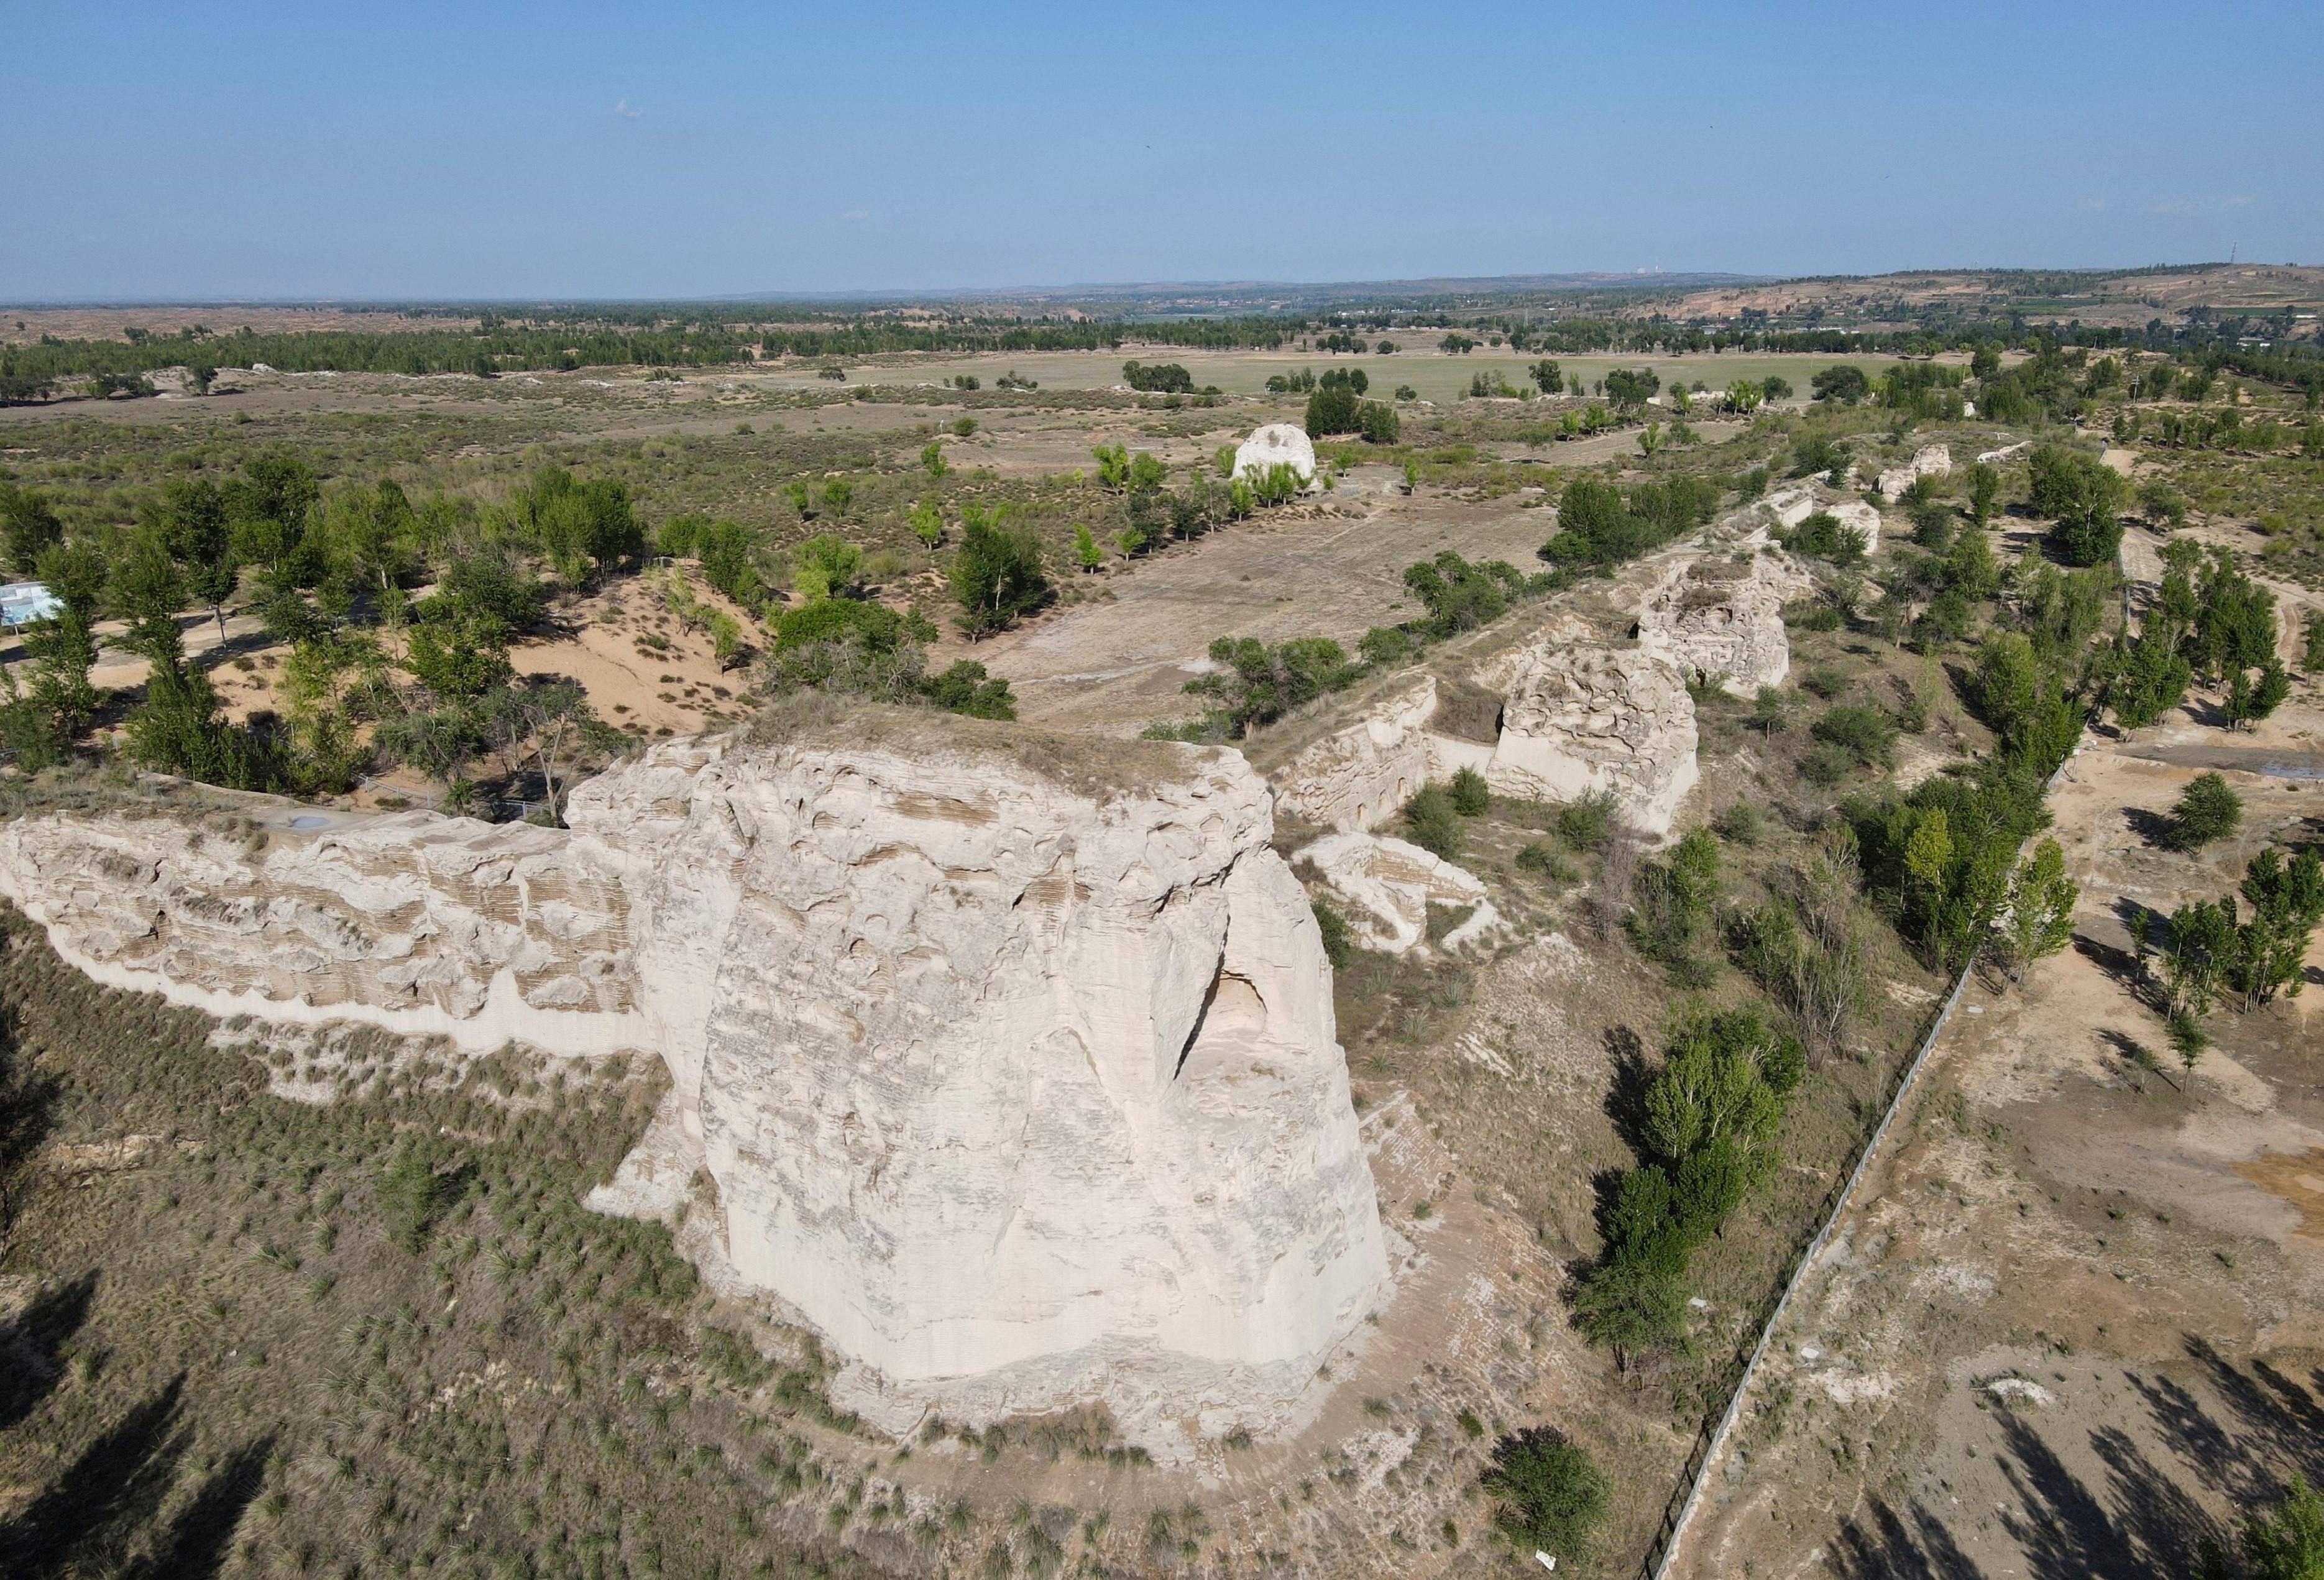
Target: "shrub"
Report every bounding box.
[1801,664,1848,700]
[1628,828,1723,985]
[1799,742,1858,785]
[1448,766,1490,816]
[2164,772,2242,851]
[379,1141,461,1253]
[1515,839,1576,884]
[1311,898,1356,969]
[1782,510,1868,566]
[1481,1429,1607,1559]
[1402,784,1463,861]
[1812,705,1899,769]
[1555,790,1617,852]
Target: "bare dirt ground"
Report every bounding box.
[937,477,1558,733]
[1672,663,2324,1578]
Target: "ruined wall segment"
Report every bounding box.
[0,721,1390,1438]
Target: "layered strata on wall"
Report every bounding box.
[1269,672,1438,832]
[1458,616,1700,836]
[1635,547,1814,697]
[0,720,1390,1441]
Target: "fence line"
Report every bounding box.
[1636,739,2085,1580]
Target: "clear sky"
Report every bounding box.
[4,0,2318,301]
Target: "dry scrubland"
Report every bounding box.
[0,332,2321,1580]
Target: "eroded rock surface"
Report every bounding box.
[1300,832,1497,953]
[1636,547,1814,697]
[1459,617,1700,835]
[1232,422,1318,485]
[1876,443,1951,498]
[1270,673,1437,832]
[1763,481,1883,553]
[0,722,1389,1440]
[1271,618,1701,838]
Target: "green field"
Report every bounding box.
[756,348,1911,405]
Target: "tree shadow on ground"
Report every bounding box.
[0,1369,276,1580]
[1829,1339,2322,1580]
[0,1270,97,1432]
[1601,1024,1653,1156]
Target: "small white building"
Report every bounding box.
[0,582,61,627]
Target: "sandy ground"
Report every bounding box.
[1672,647,2324,1578]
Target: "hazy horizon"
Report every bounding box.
[8,1,2320,301]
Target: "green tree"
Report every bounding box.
[2225,659,2292,730]
[1481,1430,1607,1560]
[1628,827,1723,984]
[950,509,1050,640]
[2166,773,2243,851]
[1072,522,1103,573]
[1811,364,1870,403]
[1403,551,1522,634]
[109,526,186,666]
[155,477,239,644]
[1603,367,1660,410]
[791,534,861,603]
[2243,1475,2324,1580]
[0,481,63,574]
[2156,898,2239,1025]
[505,464,641,588]
[1184,636,1361,737]
[225,451,321,588]
[1448,765,1490,816]
[1401,784,1463,861]
[1996,838,2077,983]
[405,616,513,700]
[909,497,944,549]
[2026,444,2126,566]
[1305,384,1361,436]
[919,440,947,480]
[1965,460,2001,526]
[1529,358,1564,395]
[21,541,104,743]
[2231,848,2324,1009]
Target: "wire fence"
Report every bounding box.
[1633,736,2088,1580]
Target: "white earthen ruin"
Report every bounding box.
[0,723,1390,1441]
[1635,548,1813,697]
[1232,423,1318,485]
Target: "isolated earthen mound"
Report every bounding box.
[1233,422,1317,484]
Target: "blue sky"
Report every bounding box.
[4,1,2317,300]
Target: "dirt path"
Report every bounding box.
[1672,688,2324,1579]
